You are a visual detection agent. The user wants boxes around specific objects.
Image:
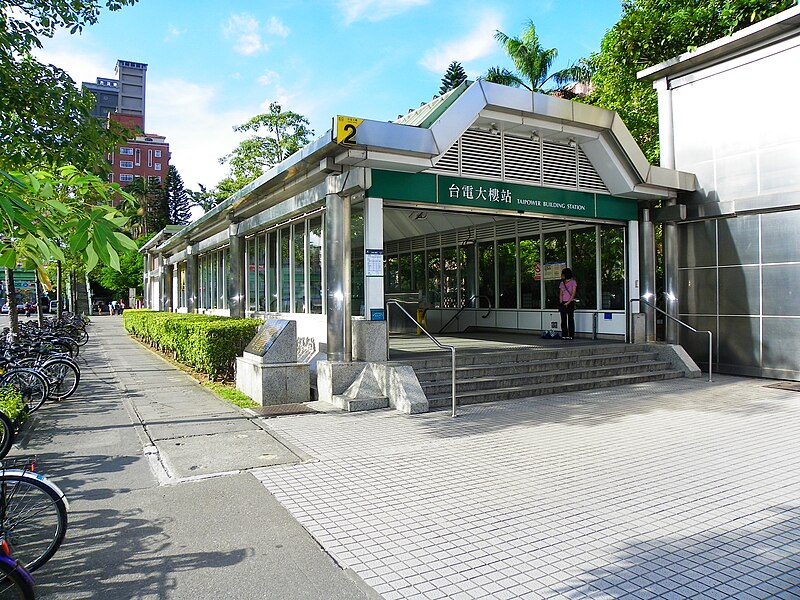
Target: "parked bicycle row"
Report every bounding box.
[0,313,89,597]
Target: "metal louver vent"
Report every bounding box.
[397,239,411,252]
[542,141,577,188]
[495,221,517,238]
[440,231,458,246]
[385,241,399,254]
[475,223,495,239]
[503,135,541,184]
[578,149,608,193]
[461,129,501,179]
[412,237,426,250]
[517,219,542,237]
[433,141,459,173]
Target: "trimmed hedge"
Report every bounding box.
[123,310,263,379]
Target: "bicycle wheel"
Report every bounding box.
[40,359,80,400]
[0,472,69,572]
[0,415,13,461]
[0,371,48,413]
[0,559,35,600]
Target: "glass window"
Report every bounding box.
[154,163,162,171]
[119,160,133,168]
[257,234,266,311]
[570,228,598,310]
[385,255,399,293]
[398,254,413,291]
[601,226,626,309]
[309,217,323,314]
[267,232,277,311]
[294,223,306,312]
[119,174,134,182]
[442,247,459,308]
[426,249,441,308]
[247,238,257,311]
[478,242,495,309]
[135,148,141,165]
[351,202,365,317]
[217,250,227,309]
[154,150,162,158]
[412,251,426,299]
[543,231,567,309]
[519,236,541,309]
[280,228,291,312]
[497,238,517,308]
[119,147,133,155]
[178,265,186,308]
[209,251,217,308]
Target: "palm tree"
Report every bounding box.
[485,20,592,93]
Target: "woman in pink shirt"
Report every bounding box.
[559,268,577,340]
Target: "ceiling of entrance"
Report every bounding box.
[383,206,509,242]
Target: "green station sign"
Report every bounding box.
[368,170,637,221]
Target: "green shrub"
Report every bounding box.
[0,385,28,422]
[123,310,263,379]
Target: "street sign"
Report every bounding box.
[335,115,363,146]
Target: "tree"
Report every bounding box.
[218,102,314,197]
[90,233,154,299]
[188,184,222,213]
[1,167,138,333]
[484,20,591,92]
[122,176,167,238]
[584,0,796,162]
[165,165,191,226]
[439,61,467,94]
[0,1,137,171]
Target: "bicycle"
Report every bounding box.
[0,458,69,573]
[0,540,35,599]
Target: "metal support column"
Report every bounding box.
[640,208,657,342]
[664,209,679,344]
[227,222,245,318]
[186,245,197,313]
[325,180,352,362]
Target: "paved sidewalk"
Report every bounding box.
[251,377,800,599]
[9,317,378,600]
[8,315,800,599]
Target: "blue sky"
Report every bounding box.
[37,0,623,195]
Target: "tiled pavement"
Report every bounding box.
[252,375,800,599]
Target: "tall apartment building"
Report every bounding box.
[82,60,170,189]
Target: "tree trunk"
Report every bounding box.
[35,272,45,327]
[4,268,19,340]
[56,261,63,317]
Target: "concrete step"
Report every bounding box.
[392,343,654,371]
[420,361,674,396]
[427,370,685,408]
[413,351,662,383]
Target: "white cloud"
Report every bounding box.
[337,0,429,25]
[222,13,266,55]
[265,16,290,38]
[419,11,503,73]
[257,70,280,86]
[145,79,254,190]
[164,24,184,42]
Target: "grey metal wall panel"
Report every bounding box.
[679,268,717,315]
[762,317,800,374]
[679,221,716,267]
[718,266,760,315]
[761,210,800,264]
[762,263,800,316]
[718,316,760,369]
[678,315,717,365]
[718,215,759,266]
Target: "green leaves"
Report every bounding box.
[0,167,135,273]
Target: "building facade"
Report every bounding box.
[640,6,800,380]
[142,81,693,385]
[82,60,170,189]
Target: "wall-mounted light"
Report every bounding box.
[489,122,500,136]
[531,131,540,142]
[568,138,577,148]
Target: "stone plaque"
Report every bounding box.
[245,319,289,356]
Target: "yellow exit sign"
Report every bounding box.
[336,115,363,145]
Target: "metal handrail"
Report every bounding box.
[386,300,458,417]
[438,295,492,334]
[630,297,713,382]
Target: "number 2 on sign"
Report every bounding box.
[342,124,356,145]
